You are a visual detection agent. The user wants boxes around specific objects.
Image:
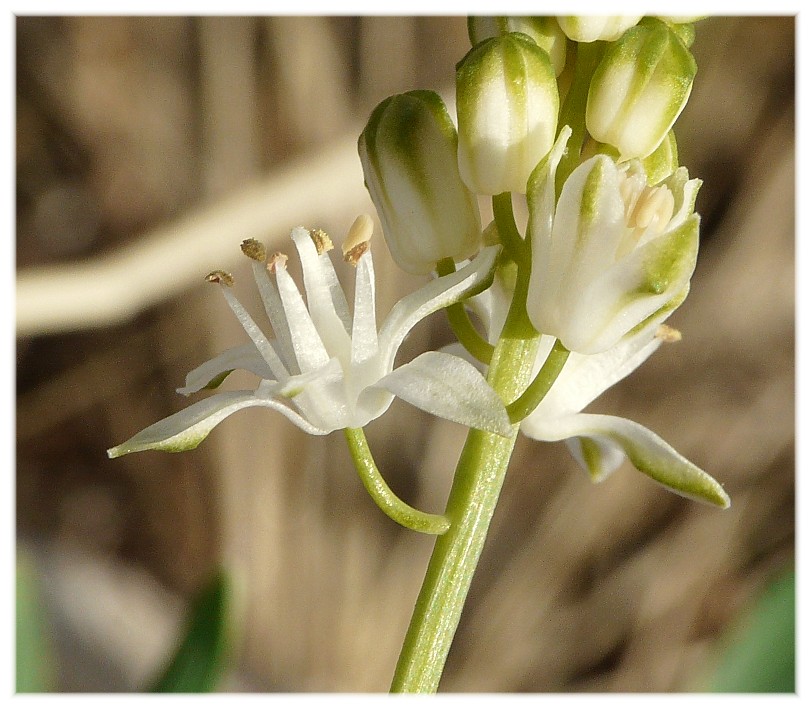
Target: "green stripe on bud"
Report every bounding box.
[467,16,568,76]
[586,19,697,161]
[456,32,559,195]
[358,90,482,275]
[556,16,642,43]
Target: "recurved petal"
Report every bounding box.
[373,351,512,436]
[530,331,662,420]
[522,412,730,508]
[107,384,329,458]
[177,343,277,396]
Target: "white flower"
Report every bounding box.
[107,218,509,458]
[520,328,730,508]
[526,127,701,355]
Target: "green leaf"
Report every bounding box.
[708,569,795,693]
[150,568,231,693]
[16,549,55,692]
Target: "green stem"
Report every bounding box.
[390,257,540,693]
[344,428,450,535]
[436,258,494,364]
[556,41,606,193]
[491,192,527,263]
[506,339,570,423]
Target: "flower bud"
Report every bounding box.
[586,20,696,161]
[527,133,701,355]
[556,16,641,42]
[640,130,679,184]
[467,16,567,76]
[456,33,559,195]
[358,90,482,275]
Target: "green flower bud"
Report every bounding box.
[358,90,482,275]
[556,16,642,42]
[467,16,567,76]
[641,130,679,184]
[456,33,559,195]
[586,20,696,161]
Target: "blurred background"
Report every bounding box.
[15,16,794,692]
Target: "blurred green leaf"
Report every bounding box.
[709,569,795,693]
[16,549,54,692]
[150,568,231,693]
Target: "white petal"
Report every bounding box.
[522,412,730,508]
[107,385,329,458]
[177,343,276,396]
[373,351,512,436]
[531,330,661,419]
[377,245,499,371]
[351,251,379,364]
[273,259,331,372]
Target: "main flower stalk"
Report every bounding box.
[391,220,546,692]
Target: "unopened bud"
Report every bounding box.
[586,20,696,161]
[556,16,641,42]
[456,32,559,195]
[641,130,679,185]
[358,90,482,275]
[467,16,567,76]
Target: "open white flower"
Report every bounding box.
[520,327,730,508]
[108,217,509,458]
[527,127,701,355]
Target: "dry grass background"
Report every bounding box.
[15,16,794,692]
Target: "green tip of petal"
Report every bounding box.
[107,431,209,459]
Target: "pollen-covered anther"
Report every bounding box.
[267,251,289,274]
[241,238,267,262]
[309,228,333,255]
[342,214,374,266]
[623,182,675,234]
[205,270,234,287]
[655,323,682,343]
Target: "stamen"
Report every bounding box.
[241,238,267,262]
[205,270,234,287]
[309,228,334,255]
[655,324,682,343]
[342,214,374,265]
[267,252,289,274]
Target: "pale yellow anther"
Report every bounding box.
[267,252,289,273]
[655,323,682,343]
[205,270,234,287]
[241,238,267,262]
[633,185,675,233]
[309,228,333,255]
[342,214,374,257]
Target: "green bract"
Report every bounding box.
[526,130,701,355]
[556,15,641,42]
[467,16,567,76]
[456,32,559,195]
[586,20,697,161]
[358,91,482,275]
[641,130,679,184]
